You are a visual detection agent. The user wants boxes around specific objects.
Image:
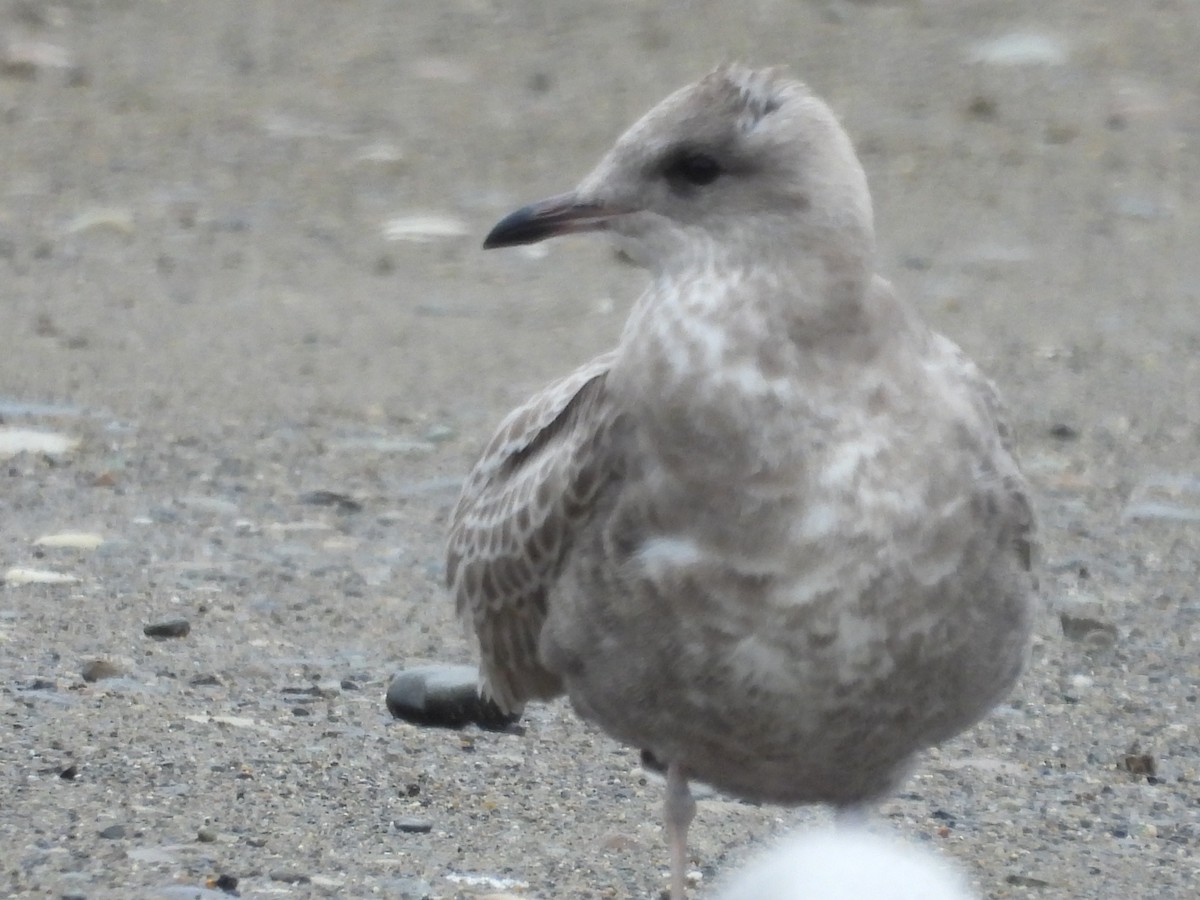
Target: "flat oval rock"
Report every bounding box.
[392,816,434,834]
[81,658,125,682]
[386,664,518,731]
[144,618,191,639]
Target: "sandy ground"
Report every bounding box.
[2,1,1199,898]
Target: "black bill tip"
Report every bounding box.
[482,202,560,249]
[482,193,613,250]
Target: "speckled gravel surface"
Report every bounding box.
[2,2,1199,898]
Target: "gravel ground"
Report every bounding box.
[2,1,1198,898]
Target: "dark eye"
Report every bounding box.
[664,150,722,187]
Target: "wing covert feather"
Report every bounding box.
[447,352,620,712]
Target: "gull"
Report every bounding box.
[447,64,1036,899]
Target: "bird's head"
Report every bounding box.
[484,64,875,282]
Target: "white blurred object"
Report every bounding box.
[715,828,977,900]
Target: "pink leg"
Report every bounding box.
[665,761,696,900]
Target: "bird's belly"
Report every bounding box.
[542,537,1030,806]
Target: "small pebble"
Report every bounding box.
[144,618,191,639]
[269,870,311,885]
[1058,613,1117,649]
[382,213,469,242]
[1123,502,1200,524]
[98,823,127,839]
[82,658,124,682]
[33,531,105,549]
[3,567,80,585]
[0,38,75,78]
[355,142,406,168]
[299,490,362,513]
[1005,874,1052,888]
[178,496,239,516]
[1122,473,1200,524]
[1047,423,1078,441]
[0,398,82,417]
[423,423,457,444]
[64,207,136,236]
[968,33,1068,67]
[445,874,529,891]
[1120,752,1156,776]
[965,95,998,120]
[393,816,434,834]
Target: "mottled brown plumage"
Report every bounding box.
[447,64,1036,899]
[447,351,617,710]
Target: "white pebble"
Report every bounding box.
[968,33,1068,67]
[382,213,469,242]
[34,532,105,550]
[0,428,78,458]
[4,567,81,586]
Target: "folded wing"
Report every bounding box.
[447,352,620,712]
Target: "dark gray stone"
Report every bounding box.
[144,618,191,639]
[393,816,433,834]
[1059,613,1117,645]
[269,870,311,884]
[81,658,124,682]
[385,664,518,731]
